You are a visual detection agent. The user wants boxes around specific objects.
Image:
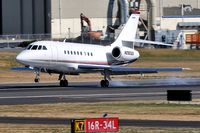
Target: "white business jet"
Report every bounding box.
[16,14,183,87]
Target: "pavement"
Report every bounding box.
[0,116,200,128]
[0,78,200,105]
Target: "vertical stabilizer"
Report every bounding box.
[111,14,139,47]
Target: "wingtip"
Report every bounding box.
[182,68,191,71]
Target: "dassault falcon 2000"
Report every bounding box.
[16,14,184,87]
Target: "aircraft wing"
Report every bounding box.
[11,67,33,71]
[78,65,184,75]
[134,39,173,46]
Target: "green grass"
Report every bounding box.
[0,124,69,133]
[0,101,200,119]
[138,49,200,61]
[0,51,21,70]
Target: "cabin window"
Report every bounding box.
[84,52,86,56]
[80,52,82,55]
[77,51,79,55]
[91,53,93,56]
[71,51,73,55]
[74,51,76,55]
[31,45,38,50]
[43,46,47,50]
[38,45,42,50]
[64,50,66,54]
[67,51,70,54]
[27,45,32,50]
[87,52,90,56]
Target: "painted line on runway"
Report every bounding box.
[0,92,166,99]
[1,91,200,99]
[0,87,65,92]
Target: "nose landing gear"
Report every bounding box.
[59,74,68,87]
[34,70,40,83]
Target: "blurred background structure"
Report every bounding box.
[0,0,200,49]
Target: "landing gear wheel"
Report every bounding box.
[100,80,109,88]
[34,78,39,83]
[60,80,68,87]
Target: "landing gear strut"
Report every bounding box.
[59,74,68,87]
[34,70,40,83]
[100,70,111,88]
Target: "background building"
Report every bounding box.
[50,0,118,38]
[0,0,51,35]
[0,0,200,43]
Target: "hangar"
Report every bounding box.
[0,0,51,35]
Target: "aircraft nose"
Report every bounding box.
[16,53,22,62]
[135,50,140,59]
[16,52,27,64]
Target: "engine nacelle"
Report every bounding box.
[111,47,139,62]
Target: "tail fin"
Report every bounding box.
[111,14,139,47]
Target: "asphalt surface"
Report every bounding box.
[0,78,200,128]
[0,117,200,128]
[0,78,200,105]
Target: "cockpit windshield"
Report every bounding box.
[26,44,48,50]
[31,45,38,50]
[26,45,32,50]
[43,46,47,50]
[38,45,42,50]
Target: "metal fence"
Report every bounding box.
[0,34,52,48]
[0,33,115,48]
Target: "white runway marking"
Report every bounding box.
[0,92,165,99]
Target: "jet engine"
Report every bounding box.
[111,47,138,62]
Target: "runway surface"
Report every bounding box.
[0,78,200,128]
[0,78,200,105]
[0,117,200,128]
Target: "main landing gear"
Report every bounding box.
[100,79,109,88]
[59,74,68,87]
[100,70,111,88]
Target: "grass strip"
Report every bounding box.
[0,101,200,121]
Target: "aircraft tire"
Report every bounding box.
[64,80,68,87]
[100,80,109,88]
[60,80,68,87]
[34,78,39,83]
[60,80,64,87]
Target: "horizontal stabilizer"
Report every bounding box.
[135,39,173,46]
